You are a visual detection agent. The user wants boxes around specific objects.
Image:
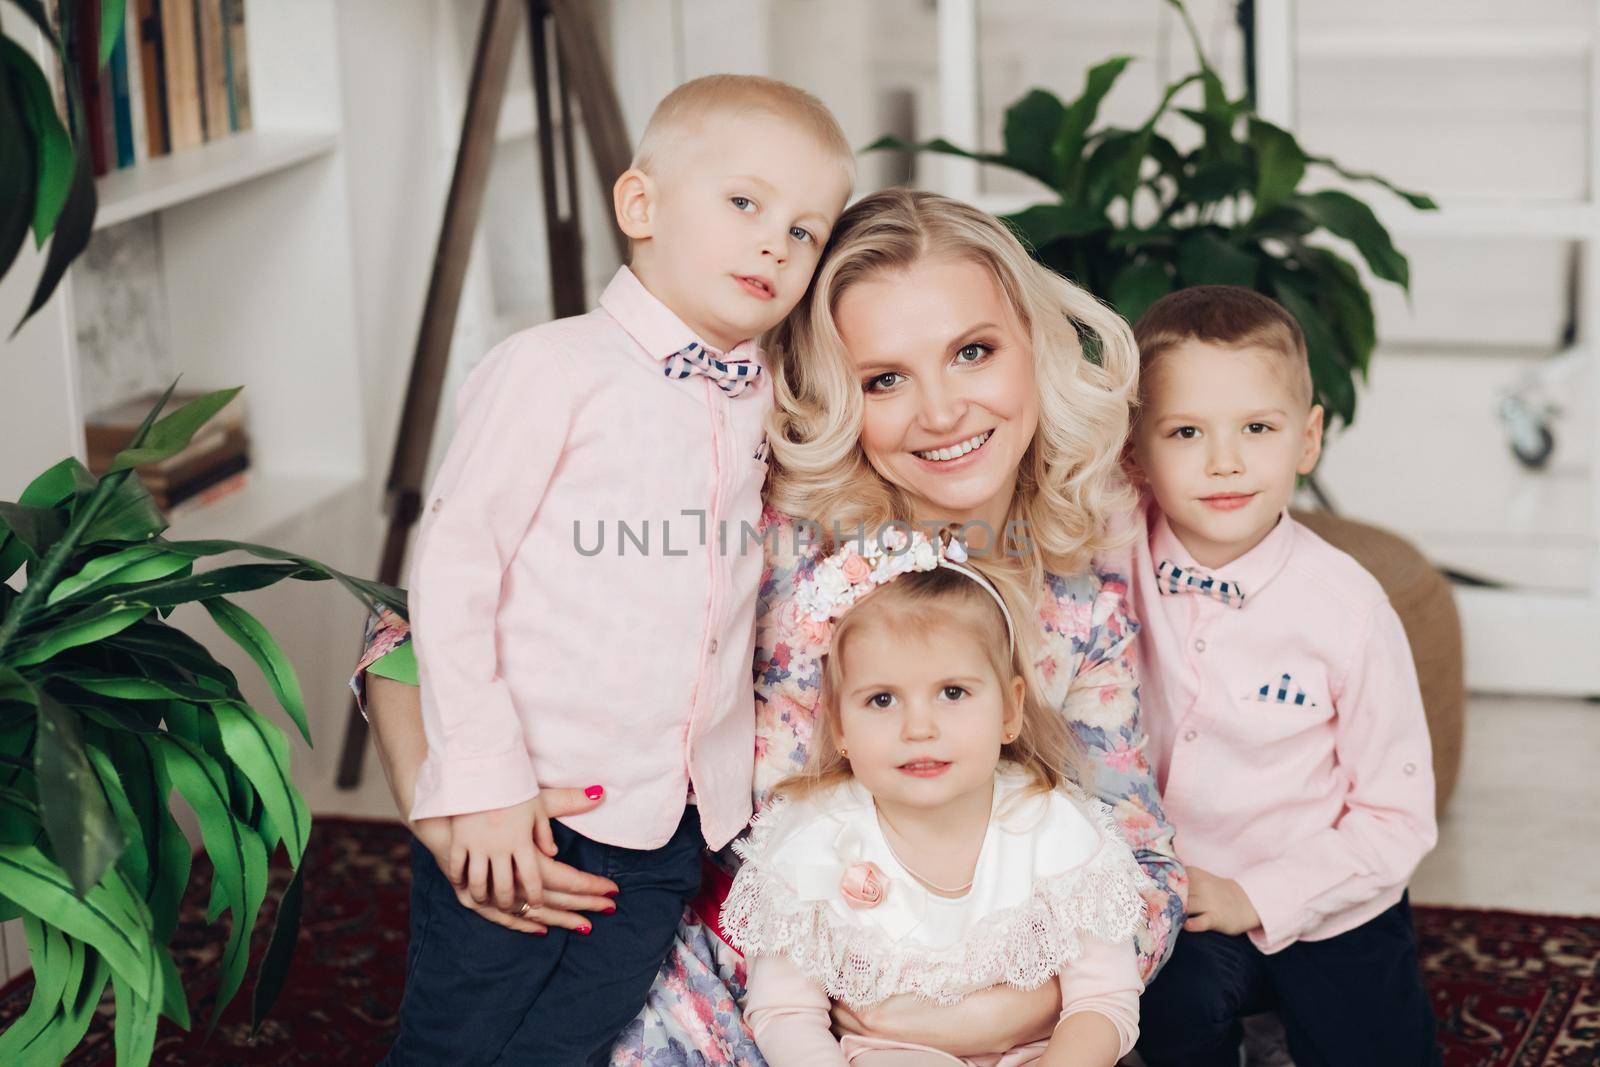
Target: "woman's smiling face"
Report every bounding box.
[835,257,1040,531]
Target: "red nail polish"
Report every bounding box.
[584,785,604,800]
[578,924,592,936]
[604,889,619,898]
[602,906,616,915]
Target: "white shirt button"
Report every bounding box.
[1403,762,1417,776]
[1183,729,1198,742]
[708,639,719,655]
[1194,639,1206,653]
[431,499,443,513]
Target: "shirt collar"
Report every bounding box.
[1148,502,1297,603]
[598,266,762,365]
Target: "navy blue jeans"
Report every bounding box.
[384,807,704,1066]
[1137,894,1441,1067]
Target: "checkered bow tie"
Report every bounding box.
[1156,559,1246,608]
[662,341,762,397]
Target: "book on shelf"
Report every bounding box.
[134,0,170,157]
[105,0,253,171]
[77,1,109,176]
[165,468,250,520]
[86,391,251,510]
[196,0,228,141]
[222,0,251,132]
[122,10,150,166]
[161,0,204,151]
[108,32,135,169]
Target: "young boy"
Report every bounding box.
[1122,286,1441,1066]
[391,75,854,1064]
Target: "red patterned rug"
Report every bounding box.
[0,818,1594,1064]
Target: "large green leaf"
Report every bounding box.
[107,388,243,473]
[112,967,160,1067]
[158,537,408,617]
[0,919,81,1064]
[1248,118,1307,218]
[1294,189,1410,290]
[9,605,151,667]
[17,105,96,332]
[48,544,193,606]
[80,470,167,545]
[1296,244,1377,378]
[35,690,126,895]
[1055,56,1134,197]
[1306,153,1437,210]
[1,36,74,245]
[153,734,268,1029]
[251,862,304,1035]
[0,500,65,556]
[17,456,97,509]
[0,39,38,287]
[0,841,157,1000]
[1273,277,1358,425]
[1001,201,1109,252]
[213,701,310,863]
[1000,89,1069,186]
[1176,231,1259,289]
[203,597,312,745]
[1108,259,1175,324]
[1084,128,1152,211]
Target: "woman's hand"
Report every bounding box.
[830,981,1061,1056]
[365,673,618,934]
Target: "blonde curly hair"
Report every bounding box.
[763,188,1140,617]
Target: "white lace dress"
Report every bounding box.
[721,766,1150,1066]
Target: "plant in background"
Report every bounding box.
[870,0,1435,427]
[0,386,405,1063]
[2,0,119,332]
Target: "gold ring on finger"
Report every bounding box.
[517,902,532,917]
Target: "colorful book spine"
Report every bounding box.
[197,0,228,141]
[123,10,149,165]
[77,1,108,176]
[161,0,203,151]
[135,0,170,156]
[109,32,135,169]
[222,0,250,132]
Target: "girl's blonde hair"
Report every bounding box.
[764,188,1139,617]
[775,564,1087,802]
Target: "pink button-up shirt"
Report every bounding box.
[1121,502,1437,953]
[406,267,769,850]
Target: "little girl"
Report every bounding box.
[722,528,1149,1067]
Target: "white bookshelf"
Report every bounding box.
[94,128,340,230]
[0,0,375,986]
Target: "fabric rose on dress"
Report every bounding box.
[840,554,873,585]
[839,862,887,909]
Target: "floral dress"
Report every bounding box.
[353,508,1185,1065]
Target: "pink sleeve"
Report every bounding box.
[1055,934,1142,1059]
[744,953,850,1067]
[406,338,574,821]
[1233,601,1438,953]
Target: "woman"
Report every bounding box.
[354,189,1184,1062]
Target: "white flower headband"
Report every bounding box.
[795,527,1017,656]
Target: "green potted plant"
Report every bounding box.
[0,386,405,1062]
[870,0,1435,427]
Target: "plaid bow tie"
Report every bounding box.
[663,341,762,397]
[1156,559,1246,608]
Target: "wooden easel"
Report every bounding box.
[335,0,632,789]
